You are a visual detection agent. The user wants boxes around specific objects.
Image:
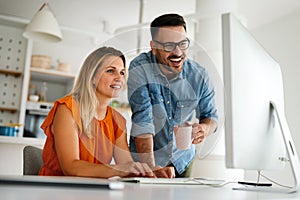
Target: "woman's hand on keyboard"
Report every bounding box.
[114,162,154,177]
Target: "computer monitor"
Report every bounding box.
[222,13,300,193]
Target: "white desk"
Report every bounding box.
[1,181,299,200]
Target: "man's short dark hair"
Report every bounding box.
[150,13,186,39]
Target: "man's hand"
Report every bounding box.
[152,166,175,178]
[191,118,217,144]
[191,123,207,144]
[114,162,155,178]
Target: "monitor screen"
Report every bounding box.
[222,12,286,170]
[222,13,300,192]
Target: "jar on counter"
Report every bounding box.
[39,82,48,102]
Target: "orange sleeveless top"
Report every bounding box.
[38,96,126,176]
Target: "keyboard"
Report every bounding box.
[120,177,226,185]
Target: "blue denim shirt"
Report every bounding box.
[127,51,218,174]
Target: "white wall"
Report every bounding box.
[251,9,300,159]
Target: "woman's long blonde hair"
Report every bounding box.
[69,46,126,137]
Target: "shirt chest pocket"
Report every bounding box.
[174,99,198,123]
[150,93,167,119]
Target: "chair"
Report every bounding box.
[23,145,43,175]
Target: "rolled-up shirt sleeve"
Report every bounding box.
[127,61,155,137]
[195,67,218,124]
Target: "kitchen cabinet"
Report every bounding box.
[28,67,75,102]
[0,14,80,175]
[0,14,77,144]
[24,67,76,139]
[26,49,78,140]
[0,15,31,140]
[0,15,38,175]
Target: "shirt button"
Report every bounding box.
[168,116,172,120]
[166,101,170,104]
[168,154,172,158]
[160,99,164,102]
[169,143,173,147]
[169,131,172,135]
[166,84,169,87]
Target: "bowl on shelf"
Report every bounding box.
[29,95,39,102]
[31,55,52,69]
[57,62,71,72]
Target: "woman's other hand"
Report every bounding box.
[114,162,154,177]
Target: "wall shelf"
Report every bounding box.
[30,68,76,84]
[0,135,45,146]
[0,107,18,113]
[0,69,22,76]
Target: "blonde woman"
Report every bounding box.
[39,47,153,178]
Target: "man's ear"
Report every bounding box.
[150,40,156,55]
[150,40,155,48]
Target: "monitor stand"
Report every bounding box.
[234,101,300,193]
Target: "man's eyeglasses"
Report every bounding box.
[153,38,190,52]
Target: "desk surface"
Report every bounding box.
[1,181,300,200]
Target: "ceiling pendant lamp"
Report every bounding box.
[23,2,63,42]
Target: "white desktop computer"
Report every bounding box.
[222,13,300,193]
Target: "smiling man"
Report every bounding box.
[127,13,218,178]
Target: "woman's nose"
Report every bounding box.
[114,73,123,81]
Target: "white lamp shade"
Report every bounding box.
[23,8,63,42]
